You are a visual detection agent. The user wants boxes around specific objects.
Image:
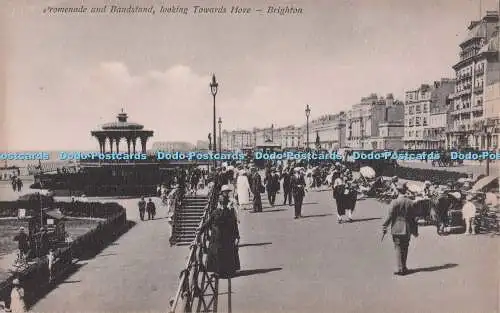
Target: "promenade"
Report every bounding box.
[28,190,498,313]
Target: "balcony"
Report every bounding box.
[473,85,484,94]
[475,67,484,75]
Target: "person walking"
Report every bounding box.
[290,168,306,219]
[462,194,477,235]
[333,174,346,223]
[146,198,156,220]
[16,178,23,192]
[13,227,29,261]
[9,279,26,313]
[281,167,293,206]
[138,197,146,221]
[199,185,240,278]
[236,170,251,210]
[382,185,419,276]
[250,167,263,213]
[266,169,280,207]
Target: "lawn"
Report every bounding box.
[0,218,101,281]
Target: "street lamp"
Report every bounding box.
[305,104,311,151]
[210,74,218,169]
[218,117,222,155]
[207,133,212,172]
[484,121,492,176]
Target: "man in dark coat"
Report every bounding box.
[382,185,419,275]
[266,169,280,207]
[14,227,30,260]
[281,167,293,206]
[250,168,263,212]
[138,197,146,221]
[290,168,306,219]
[146,198,156,220]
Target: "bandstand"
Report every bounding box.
[91,110,154,154]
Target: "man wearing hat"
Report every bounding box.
[281,167,293,206]
[13,227,29,261]
[290,167,306,219]
[382,184,419,275]
[266,168,280,207]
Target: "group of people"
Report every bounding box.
[11,176,23,192]
[137,197,157,221]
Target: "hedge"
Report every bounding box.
[380,166,468,185]
[0,201,124,218]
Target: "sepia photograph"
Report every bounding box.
[0,0,499,312]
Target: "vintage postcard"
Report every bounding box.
[1,0,499,312]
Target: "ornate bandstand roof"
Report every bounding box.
[91,110,153,138]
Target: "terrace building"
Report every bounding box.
[447,11,500,149]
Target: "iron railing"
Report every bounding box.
[169,183,221,313]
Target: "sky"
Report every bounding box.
[2,0,499,150]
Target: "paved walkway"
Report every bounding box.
[28,189,499,313]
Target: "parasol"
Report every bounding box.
[406,182,423,193]
[485,192,498,206]
[359,166,376,179]
[470,175,498,192]
[448,192,462,200]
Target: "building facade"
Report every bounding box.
[372,122,405,150]
[447,11,499,149]
[309,112,346,150]
[220,130,254,151]
[278,125,303,149]
[151,141,194,152]
[404,79,455,149]
[346,94,403,149]
[484,81,500,149]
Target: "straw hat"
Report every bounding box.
[12,278,20,285]
[221,185,232,192]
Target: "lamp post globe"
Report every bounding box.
[210,74,219,169]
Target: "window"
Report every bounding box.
[409,106,414,114]
[415,117,421,126]
[423,104,428,113]
[415,105,421,114]
[423,117,428,126]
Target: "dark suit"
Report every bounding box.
[266,174,280,206]
[290,174,306,218]
[251,172,263,212]
[282,171,293,205]
[382,195,418,272]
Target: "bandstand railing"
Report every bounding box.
[169,183,221,313]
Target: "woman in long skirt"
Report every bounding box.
[10,278,26,313]
[333,176,346,223]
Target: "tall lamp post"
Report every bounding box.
[305,104,311,150]
[218,117,222,155]
[210,74,218,169]
[484,121,492,176]
[208,133,212,171]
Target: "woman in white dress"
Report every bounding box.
[10,278,26,313]
[236,170,251,210]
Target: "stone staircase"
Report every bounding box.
[173,195,208,245]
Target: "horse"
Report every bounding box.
[413,193,462,234]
